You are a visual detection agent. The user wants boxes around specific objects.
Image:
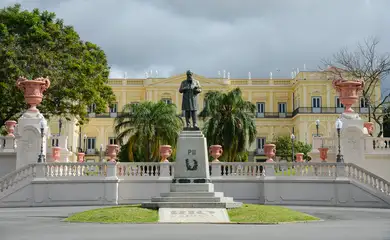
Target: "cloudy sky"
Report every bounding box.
[1,0,390,83]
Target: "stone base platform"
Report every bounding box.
[142,183,242,209]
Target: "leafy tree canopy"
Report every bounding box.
[115,101,183,162]
[199,87,257,162]
[0,4,115,127]
[271,135,312,161]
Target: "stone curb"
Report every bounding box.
[63,219,323,225]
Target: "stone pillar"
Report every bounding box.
[15,77,51,168]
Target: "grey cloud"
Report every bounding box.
[1,0,390,90]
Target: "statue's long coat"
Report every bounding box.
[179,79,202,111]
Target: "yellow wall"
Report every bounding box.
[50,71,378,161]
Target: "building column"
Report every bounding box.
[248,91,252,102]
[326,84,330,107]
[269,92,274,112]
[303,86,307,106]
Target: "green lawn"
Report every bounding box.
[64,205,158,223]
[228,204,318,223]
[64,204,319,224]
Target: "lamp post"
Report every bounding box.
[291,133,295,162]
[38,118,47,163]
[335,118,344,163]
[83,134,87,153]
[315,119,320,136]
[100,144,104,163]
[58,118,62,137]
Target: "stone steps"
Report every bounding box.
[151,196,234,203]
[141,201,243,209]
[160,192,224,198]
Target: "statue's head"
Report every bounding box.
[186,70,193,78]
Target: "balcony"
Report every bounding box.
[255,112,293,118]
[292,107,368,116]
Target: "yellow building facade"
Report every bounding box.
[49,71,377,162]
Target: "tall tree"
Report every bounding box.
[0,4,115,127]
[272,136,312,161]
[199,88,257,162]
[323,37,390,137]
[114,101,183,162]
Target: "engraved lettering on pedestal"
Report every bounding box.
[185,149,198,171]
[185,159,198,171]
[347,137,358,150]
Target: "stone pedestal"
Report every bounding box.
[47,135,71,162]
[340,117,365,165]
[15,111,49,168]
[142,130,241,222]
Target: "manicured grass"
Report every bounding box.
[228,204,319,223]
[275,168,297,176]
[64,205,158,223]
[64,204,319,224]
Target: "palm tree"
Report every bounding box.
[199,87,257,162]
[114,101,183,162]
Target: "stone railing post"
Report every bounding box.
[264,163,275,176]
[336,163,346,178]
[159,162,171,178]
[105,162,117,178]
[211,162,222,178]
[34,163,46,180]
[364,136,374,153]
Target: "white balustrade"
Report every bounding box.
[371,137,390,153]
[44,162,109,178]
[346,163,390,196]
[117,162,172,178]
[0,164,36,199]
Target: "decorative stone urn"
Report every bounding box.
[107,144,119,163]
[4,120,17,137]
[264,144,276,162]
[209,145,223,162]
[16,76,51,112]
[52,147,61,162]
[318,148,329,162]
[296,153,304,162]
[77,152,85,162]
[159,145,172,162]
[332,78,364,114]
[364,122,374,136]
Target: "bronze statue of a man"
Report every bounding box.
[179,70,202,129]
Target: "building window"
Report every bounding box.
[312,97,321,108]
[161,98,172,104]
[87,103,96,113]
[278,102,286,113]
[86,137,96,154]
[335,97,344,113]
[360,97,369,108]
[312,96,321,113]
[278,102,287,118]
[335,97,344,108]
[256,102,265,118]
[51,138,59,147]
[109,103,118,113]
[256,137,266,154]
[108,137,117,145]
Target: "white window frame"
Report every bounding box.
[108,137,117,145]
[312,96,321,113]
[256,137,266,154]
[360,97,369,113]
[256,102,265,118]
[335,97,344,113]
[86,137,96,154]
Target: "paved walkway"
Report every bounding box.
[0,206,390,240]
